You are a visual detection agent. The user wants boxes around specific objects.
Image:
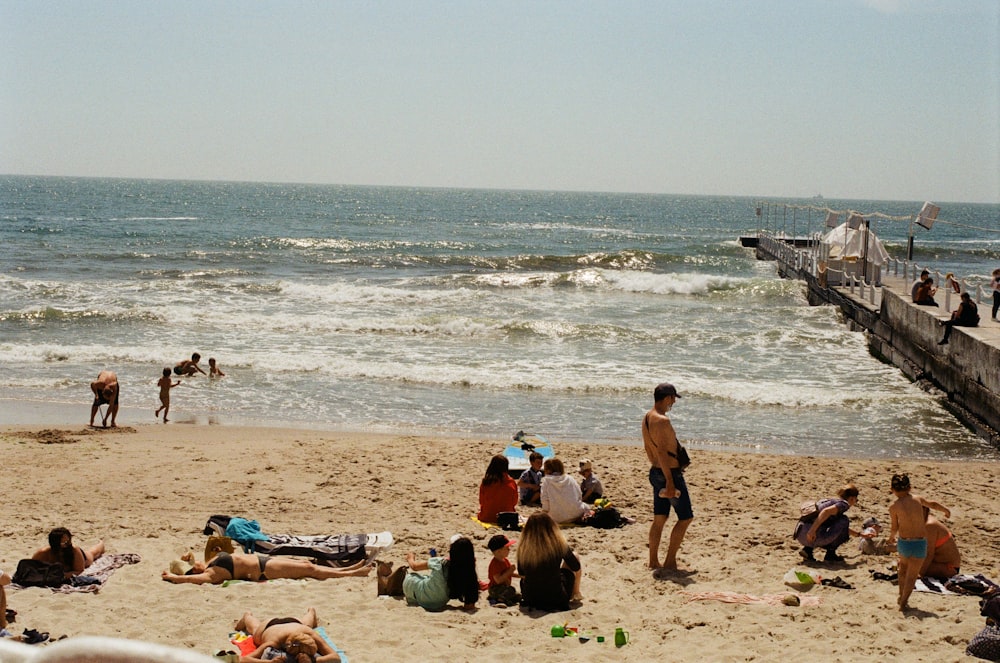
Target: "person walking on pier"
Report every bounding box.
[939,292,979,345]
[991,267,1000,321]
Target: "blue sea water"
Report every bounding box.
[1,176,998,460]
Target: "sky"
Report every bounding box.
[1,1,998,203]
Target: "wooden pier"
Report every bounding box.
[752,233,1000,449]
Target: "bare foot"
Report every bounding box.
[235,611,252,632]
[163,417,169,423]
[570,593,584,602]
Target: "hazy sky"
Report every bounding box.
[2,1,998,202]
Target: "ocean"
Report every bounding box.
[1,175,998,460]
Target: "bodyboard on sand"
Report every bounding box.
[503,432,554,474]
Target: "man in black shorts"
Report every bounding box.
[642,382,694,574]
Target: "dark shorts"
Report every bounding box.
[93,385,120,407]
[649,467,693,520]
[173,366,184,375]
[264,617,302,630]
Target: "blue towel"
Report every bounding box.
[315,626,348,663]
[225,518,269,551]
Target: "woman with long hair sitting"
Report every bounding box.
[377,536,480,611]
[516,512,582,611]
[478,454,518,523]
[32,527,105,579]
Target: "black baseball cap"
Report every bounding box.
[654,382,681,401]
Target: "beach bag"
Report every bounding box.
[12,559,64,587]
[588,507,623,529]
[672,443,691,471]
[799,501,820,521]
[966,625,1000,661]
[497,512,520,531]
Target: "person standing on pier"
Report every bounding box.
[911,270,929,301]
[991,268,1000,321]
[938,292,979,345]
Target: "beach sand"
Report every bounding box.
[1,424,998,662]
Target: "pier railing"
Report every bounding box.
[756,230,991,312]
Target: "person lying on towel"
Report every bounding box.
[236,607,340,663]
[161,551,371,585]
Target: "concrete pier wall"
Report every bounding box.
[760,242,1000,448]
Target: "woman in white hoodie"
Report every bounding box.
[540,458,591,524]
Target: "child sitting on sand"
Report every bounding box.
[376,536,480,611]
[578,458,604,503]
[486,534,520,608]
[858,517,893,555]
[154,368,181,422]
[517,452,544,506]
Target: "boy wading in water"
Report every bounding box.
[887,474,950,611]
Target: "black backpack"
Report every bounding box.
[588,507,623,529]
[12,559,65,587]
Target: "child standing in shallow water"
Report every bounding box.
[154,368,181,422]
[208,357,225,377]
[887,473,950,611]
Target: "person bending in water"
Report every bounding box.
[235,607,340,663]
[174,352,206,376]
[89,370,119,427]
[161,551,371,585]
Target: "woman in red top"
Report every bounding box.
[478,455,518,523]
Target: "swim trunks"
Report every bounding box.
[93,384,120,407]
[649,467,693,520]
[897,537,927,559]
[256,554,270,581]
[264,617,302,630]
[173,366,184,375]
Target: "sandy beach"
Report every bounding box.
[1,423,998,662]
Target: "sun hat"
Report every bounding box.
[579,459,593,472]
